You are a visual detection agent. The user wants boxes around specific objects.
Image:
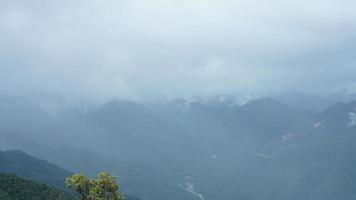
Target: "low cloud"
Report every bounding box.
[1,0,356,102]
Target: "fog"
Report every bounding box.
[1,1,356,200]
[1,0,356,102]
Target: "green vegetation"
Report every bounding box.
[0,172,126,200]
[0,150,136,200]
[0,150,71,188]
[0,173,73,200]
[66,172,124,200]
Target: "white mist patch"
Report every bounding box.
[258,153,271,159]
[281,133,297,143]
[313,120,324,130]
[185,182,205,200]
[348,112,356,127]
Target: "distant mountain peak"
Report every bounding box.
[241,97,293,111]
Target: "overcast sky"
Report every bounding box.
[1,0,356,102]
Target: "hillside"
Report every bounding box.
[0,150,71,188]
[0,150,142,200]
[0,173,73,200]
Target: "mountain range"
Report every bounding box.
[1,94,356,200]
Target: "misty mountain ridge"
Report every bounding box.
[1,94,356,200]
[2,91,355,117]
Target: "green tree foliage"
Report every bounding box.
[66,172,124,200]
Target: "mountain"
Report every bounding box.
[2,95,356,200]
[0,173,73,200]
[0,150,71,188]
[226,97,313,140]
[275,91,356,111]
[320,100,356,127]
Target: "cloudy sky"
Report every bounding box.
[1,0,356,102]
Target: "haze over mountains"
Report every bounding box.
[2,0,356,199]
[1,92,356,200]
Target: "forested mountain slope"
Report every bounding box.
[0,150,71,188]
[0,173,73,200]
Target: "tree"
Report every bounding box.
[66,172,124,200]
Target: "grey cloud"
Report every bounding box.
[1,0,356,102]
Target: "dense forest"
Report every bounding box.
[0,173,73,200]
